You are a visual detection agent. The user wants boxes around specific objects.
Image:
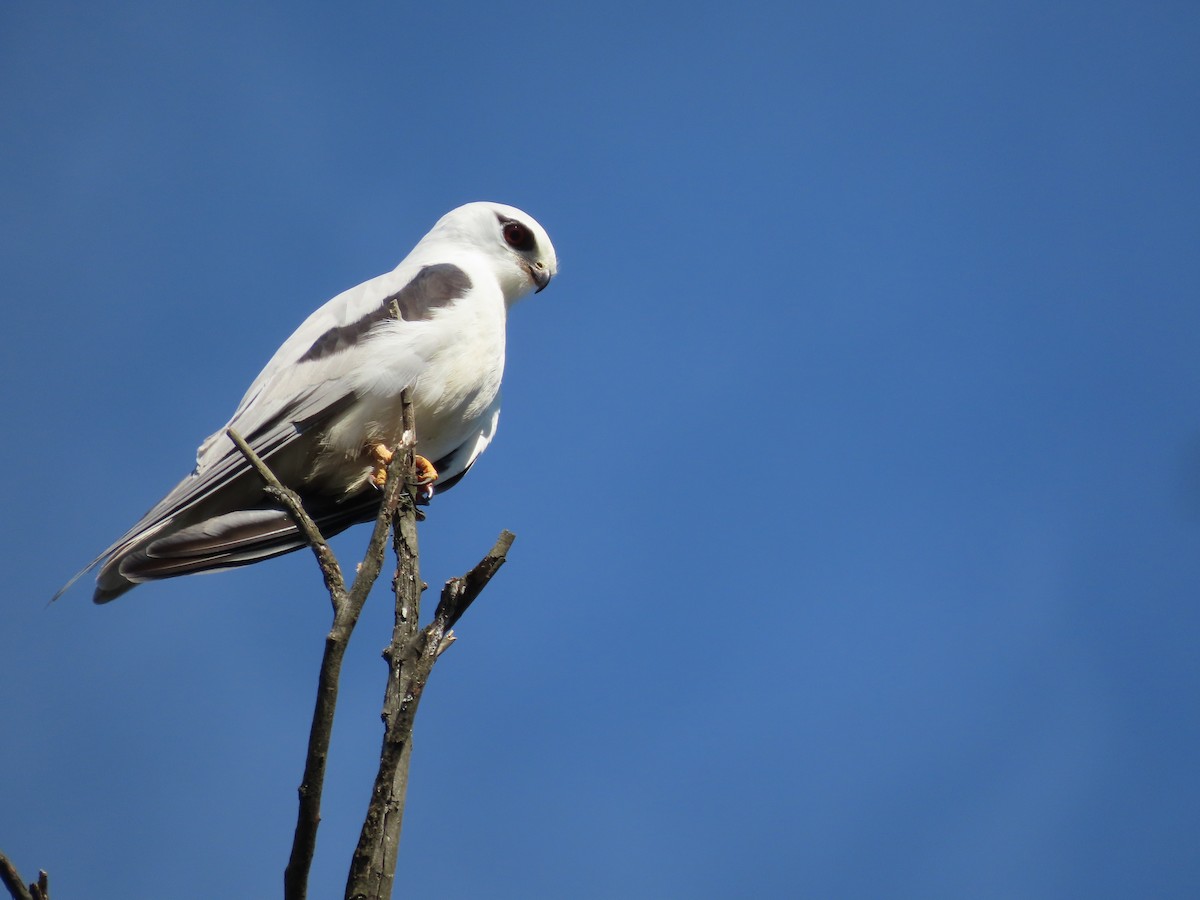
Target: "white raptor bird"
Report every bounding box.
[61,202,557,603]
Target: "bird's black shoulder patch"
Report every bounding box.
[299,264,472,362]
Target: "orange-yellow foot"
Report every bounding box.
[413,455,438,504]
[369,443,394,488]
[368,444,439,494]
[413,455,438,485]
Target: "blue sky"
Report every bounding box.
[2,2,1199,897]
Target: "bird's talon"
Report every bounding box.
[368,449,438,493]
[413,455,438,486]
[369,443,395,488]
[414,455,437,505]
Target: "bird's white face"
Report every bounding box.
[425,202,558,303]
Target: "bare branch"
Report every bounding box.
[228,412,412,899]
[274,393,422,900]
[345,529,516,900]
[226,428,347,609]
[436,530,516,630]
[20,362,519,898]
[345,442,413,614]
[0,851,38,900]
[230,390,514,900]
[345,470,424,900]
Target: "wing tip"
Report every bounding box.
[49,551,110,605]
[92,583,132,604]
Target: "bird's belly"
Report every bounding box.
[409,318,505,461]
[314,345,502,495]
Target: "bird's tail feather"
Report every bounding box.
[92,495,381,603]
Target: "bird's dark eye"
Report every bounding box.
[502,220,535,252]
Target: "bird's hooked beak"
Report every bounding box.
[528,261,552,293]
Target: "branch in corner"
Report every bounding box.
[0,851,47,900]
[229,390,517,900]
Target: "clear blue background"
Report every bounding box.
[3,2,1199,898]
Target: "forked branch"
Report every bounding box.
[229,399,417,900]
[0,852,47,900]
[232,391,515,900]
[345,528,515,900]
[5,394,516,900]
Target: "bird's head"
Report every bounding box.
[424,202,558,303]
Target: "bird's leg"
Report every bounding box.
[369,443,439,501]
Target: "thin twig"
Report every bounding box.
[436,530,516,630]
[226,428,347,610]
